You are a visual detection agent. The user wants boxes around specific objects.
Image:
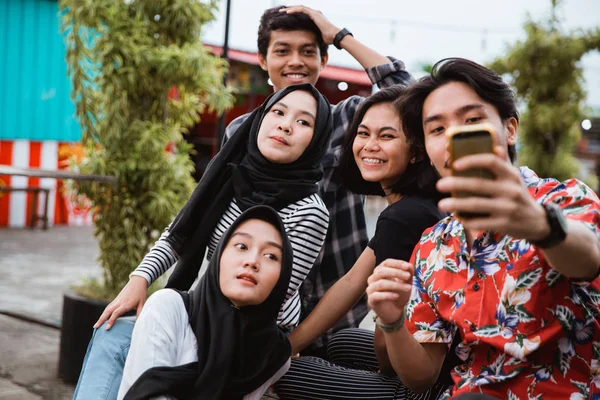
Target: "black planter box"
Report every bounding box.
[58,291,108,384]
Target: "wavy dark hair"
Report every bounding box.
[337,85,440,198]
[257,6,328,61]
[400,58,518,163]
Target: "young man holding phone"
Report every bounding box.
[367,58,600,399]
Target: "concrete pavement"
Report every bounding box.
[0,227,101,327]
[0,226,101,399]
[0,314,73,399]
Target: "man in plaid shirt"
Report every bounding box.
[224,5,412,355]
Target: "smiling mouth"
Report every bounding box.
[362,157,386,165]
[283,73,308,80]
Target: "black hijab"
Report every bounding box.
[124,205,293,400]
[165,83,332,291]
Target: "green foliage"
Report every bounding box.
[489,2,600,180]
[60,0,234,299]
[418,61,434,74]
[490,0,600,180]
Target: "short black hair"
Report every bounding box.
[337,86,440,198]
[257,6,328,61]
[401,58,518,163]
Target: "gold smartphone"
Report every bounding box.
[446,123,496,220]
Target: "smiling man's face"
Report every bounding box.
[258,29,327,91]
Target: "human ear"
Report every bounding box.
[319,54,329,71]
[504,117,518,146]
[259,53,268,72]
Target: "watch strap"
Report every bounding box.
[530,202,568,249]
[333,28,353,50]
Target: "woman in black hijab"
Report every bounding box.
[119,205,294,400]
[164,82,333,291]
[94,83,332,334]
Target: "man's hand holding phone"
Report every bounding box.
[436,125,550,242]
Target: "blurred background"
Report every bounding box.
[0,0,598,398]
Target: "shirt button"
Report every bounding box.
[473,283,481,291]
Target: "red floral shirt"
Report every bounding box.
[406,167,600,399]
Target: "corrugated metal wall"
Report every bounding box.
[0,0,80,142]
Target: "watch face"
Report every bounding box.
[548,202,568,232]
[544,202,568,246]
[531,202,568,248]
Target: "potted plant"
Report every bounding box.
[57,0,232,383]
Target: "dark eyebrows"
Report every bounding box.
[230,232,283,251]
[423,103,485,125]
[357,124,398,133]
[275,101,315,121]
[456,103,484,115]
[423,114,443,126]
[271,40,290,47]
[266,241,284,251]
[300,110,316,121]
[230,232,251,240]
[272,40,315,48]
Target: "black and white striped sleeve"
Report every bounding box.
[284,198,329,294]
[130,229,180,285]
[278,195,330,328]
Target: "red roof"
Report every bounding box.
[205,44,372,87]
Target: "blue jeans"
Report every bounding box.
[73,317,135,400]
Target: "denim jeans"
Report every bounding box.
[73,317,135,400]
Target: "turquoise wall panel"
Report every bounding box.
[0,0,81,142]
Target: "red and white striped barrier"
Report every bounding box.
[0,140,92,228]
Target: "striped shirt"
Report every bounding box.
[131,194,329,330]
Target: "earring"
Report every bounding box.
[410,157,416,164]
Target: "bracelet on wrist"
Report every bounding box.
[374,311,405,333]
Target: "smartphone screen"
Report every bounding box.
[449,129,494,219]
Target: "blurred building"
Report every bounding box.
[0,0,80,228]
[0,0,373,228]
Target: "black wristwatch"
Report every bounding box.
[530,202,568,249]
[333,28,353,50]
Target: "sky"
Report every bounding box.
[200,0,600,108]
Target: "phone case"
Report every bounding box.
[445,122,497,220]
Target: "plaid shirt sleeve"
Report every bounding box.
[366,57,414,90]
[300,58,415,349]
